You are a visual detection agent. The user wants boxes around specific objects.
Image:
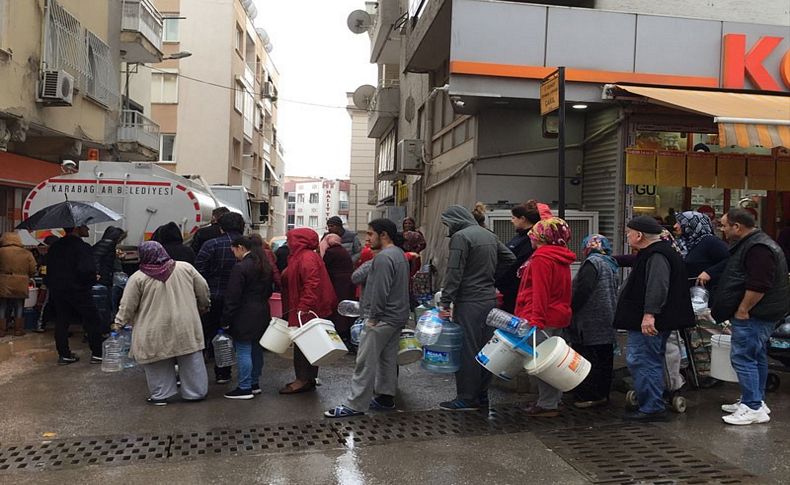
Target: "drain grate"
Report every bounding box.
[169,422,343,459]
[0,403,759,484]
[0,435,168,472]
[537,424,757,484]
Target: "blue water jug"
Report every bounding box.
[421,320,462,373]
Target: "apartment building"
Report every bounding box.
[353,0,790,267]
[346,92,377,234]
[0,0,165,232]
[145,0,285,239]
[284,177,351,234]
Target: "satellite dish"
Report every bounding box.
[256,27,270,45]
[241,0,252,9]
[247,3,257,20]
[347,10,372,34]
[265,42,273,53]
[352,84,376,110]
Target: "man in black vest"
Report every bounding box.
[713,208,789,426]
[614,216,695,422]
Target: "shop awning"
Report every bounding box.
[613,85,790,148]
[0,152,61,188]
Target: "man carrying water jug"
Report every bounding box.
[711,208,788,426]
[614,216,695,422]
[437,205,515,411]
[324,219,411,418]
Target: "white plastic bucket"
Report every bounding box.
[710,334,739,383]
[24,287,38,308]
[291,312,348,366]
[476,329,533,381]
[397,329,422,365]
[259,317,292,354]
[524,336,591,392]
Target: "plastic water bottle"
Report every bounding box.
[101,332,124,373]
[690,286,709,314]
[338,300,361,317]
[415,309,445,346]
[350,318,365,346]
[421,320,463,373]
[120,325,136,369]
[485,308,531,336]
[212,329,235,367]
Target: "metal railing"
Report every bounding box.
[118,110,160,151]
[122,0,163,51]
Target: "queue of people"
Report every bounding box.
[4,200,786,429]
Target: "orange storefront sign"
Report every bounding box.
[451,33,790,92]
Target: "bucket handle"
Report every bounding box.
[514,326,537,357]
[297,310,319,327]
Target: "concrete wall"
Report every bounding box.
[168,0,233,183]
[0,0,117,144]
[475,107,584,208]
[346,94,377,234]
[595,0,790,26]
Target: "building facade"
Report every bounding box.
[355,0,790,268]
[0,0,165,232]
[145,0,285,239]
[284,177,351,235]
[346,92,378,234]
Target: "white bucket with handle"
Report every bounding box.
[524,332,591,392]
[259,317,293,354]
[291,311,348,366]
[710,334,739,383]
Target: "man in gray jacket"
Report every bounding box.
[327,216,362,264]
[325,218,411,418]
[438,205,516,411]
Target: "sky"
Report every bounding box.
[254,0,377,179]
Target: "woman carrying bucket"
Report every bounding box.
[279,228,337,395]
[514,218,576,417]
[222,236,273,400]
[569,234,618,409]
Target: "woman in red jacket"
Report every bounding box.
[514,217,576,417]
[279,228,337,394]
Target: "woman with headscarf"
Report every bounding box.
[279,228,337,394]
[674,211,729,289]
[570,234,618,408]
[113,242,211,405]
[321,233,355,343]
[402,217,419,234]
[514,218,576,417]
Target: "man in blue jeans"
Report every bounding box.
[711,209,789,425]
[614,216,695,422]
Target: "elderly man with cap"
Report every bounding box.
[326,216,362,264]
[614,216,695,422]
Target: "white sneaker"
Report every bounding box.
[721,399,771,414]
[722,404,770,425]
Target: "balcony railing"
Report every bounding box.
[118,110,160,152]
[122,0,163,52]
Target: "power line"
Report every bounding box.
[141,64,394,114]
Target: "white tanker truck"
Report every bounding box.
[23,161,252,259]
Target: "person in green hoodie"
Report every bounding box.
[438,205,515,411]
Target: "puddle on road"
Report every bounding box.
[334,448,365,485]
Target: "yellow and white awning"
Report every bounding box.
[614,85,790,148]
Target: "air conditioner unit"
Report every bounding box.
[38,70,74,106]
[270,185,280,197]
[262,81,276,99]
[487,209,599,277]
[397,139,423,174]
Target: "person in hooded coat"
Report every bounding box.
[279,228,337,394]
[438,205,516,411]
[0,232,38,337]
[320,233,355,342]
[152,222,196,264]
[93,226,127,287]
[113,241,211,405]
[515,218,577,417]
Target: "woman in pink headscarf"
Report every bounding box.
[114,241,211,405]
[321,233,355,342]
